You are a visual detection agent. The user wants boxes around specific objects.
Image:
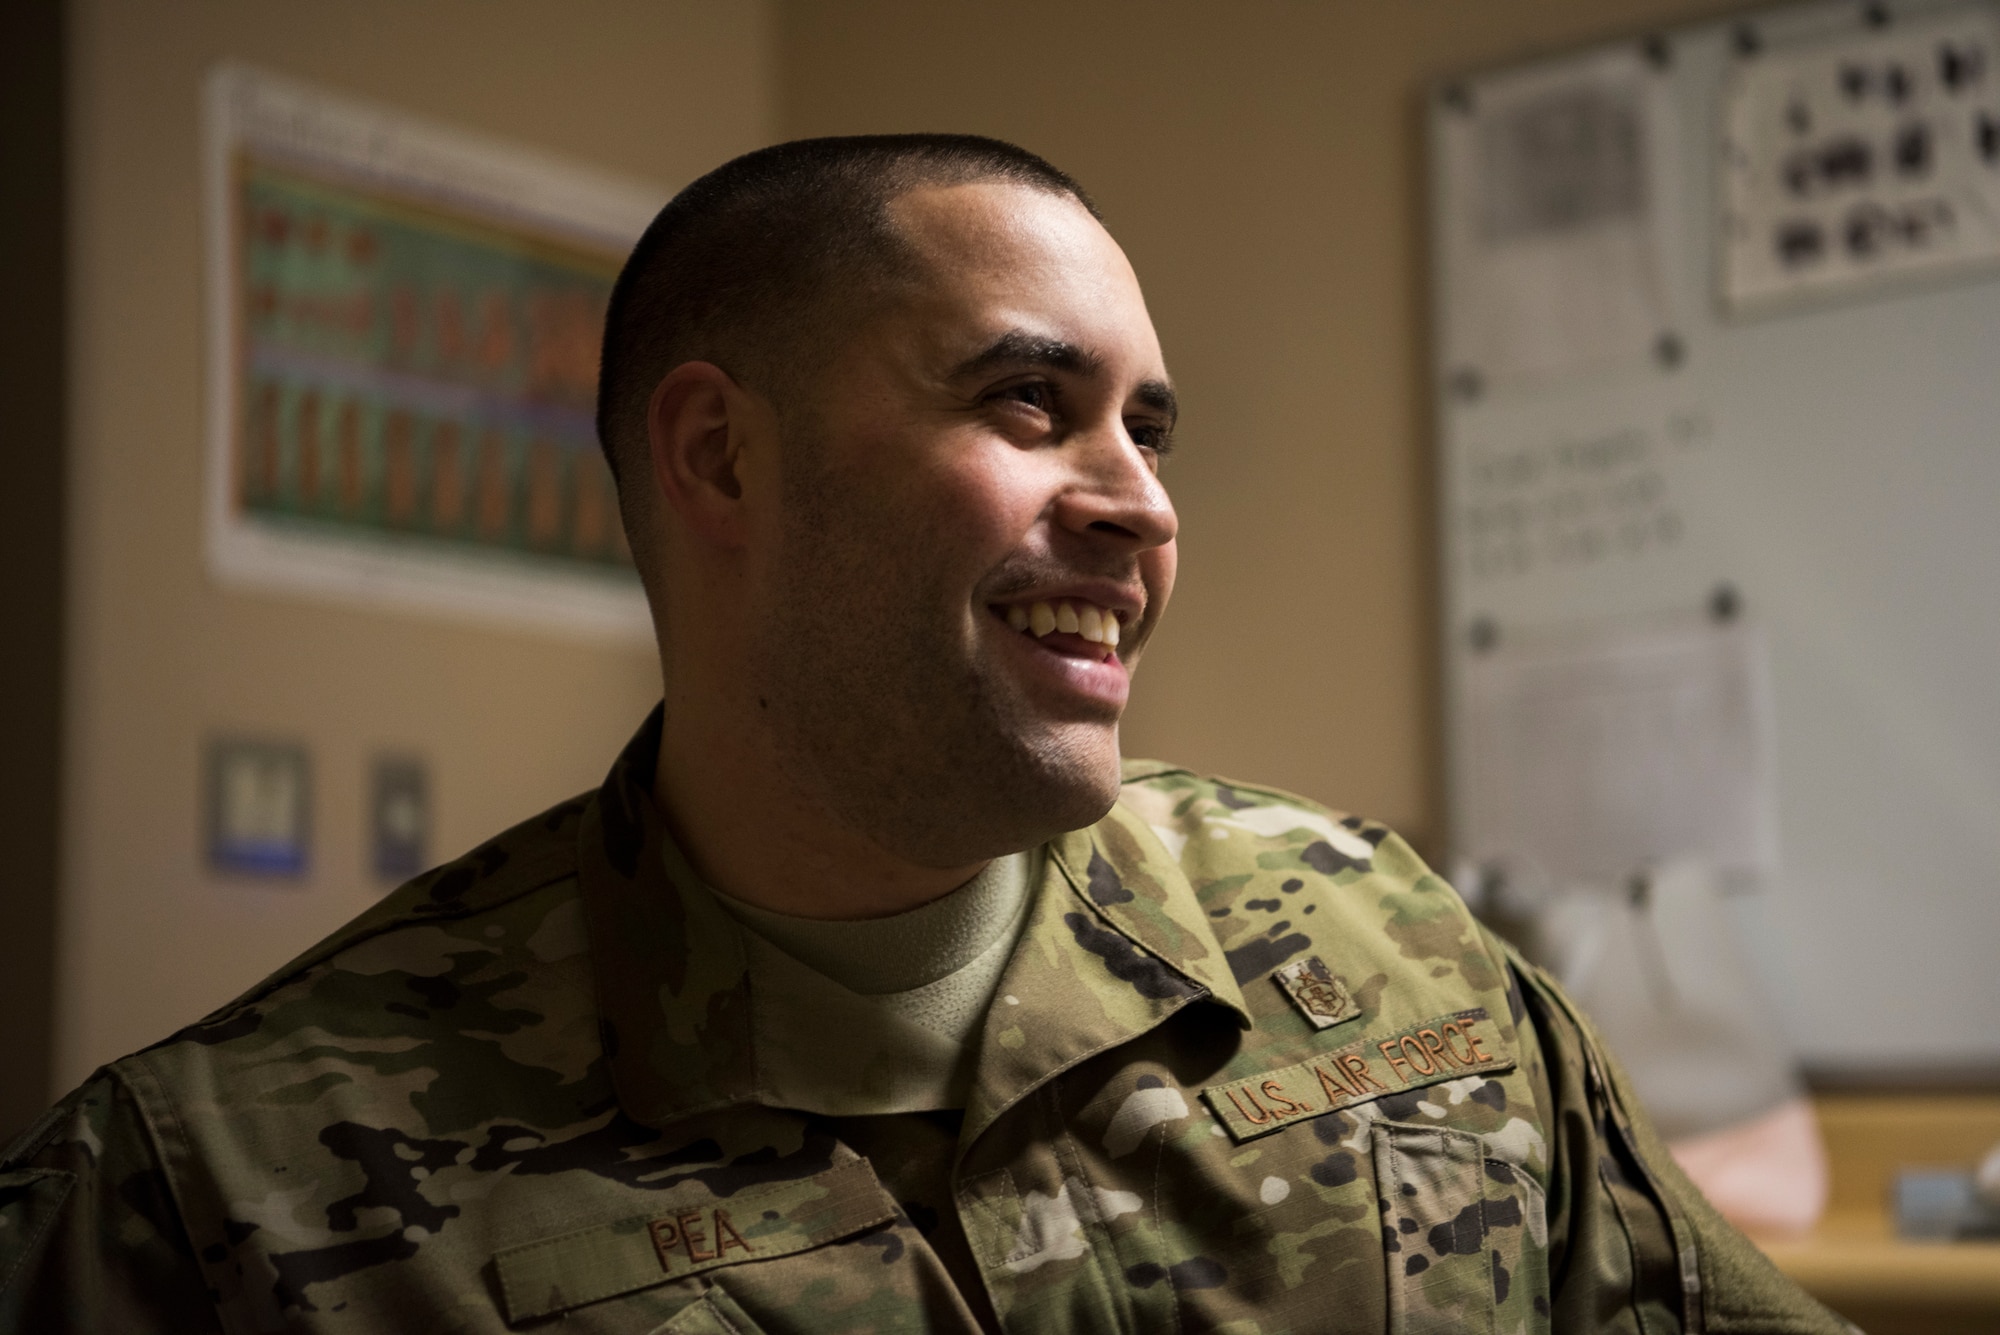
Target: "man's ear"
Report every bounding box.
[645,360,756,548]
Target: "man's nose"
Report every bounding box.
[1051,421,1178,551]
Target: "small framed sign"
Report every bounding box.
[206,737,311,876]
[370,755,430,883]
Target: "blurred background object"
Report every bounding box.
[1430,5,2000,1327]
[1761,1092,2000,1334]
[1504,860,1829,1236]
[1979,1141,2000,1209]
[4,2,1996,1330]
[1672,1097,1828,1238]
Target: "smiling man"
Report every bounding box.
[2,137,1846,1334]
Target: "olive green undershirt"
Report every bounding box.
[711,848,1041,1115]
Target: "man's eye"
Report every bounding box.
[995,381,1056,413]
[1129,422,1175,456]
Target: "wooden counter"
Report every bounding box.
[1754,1094,2000,1334]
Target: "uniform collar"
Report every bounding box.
[577,710,757,1126]
[1050,801,1251,1020]
[577,708,1251,1132]
[956,803,1252,1149]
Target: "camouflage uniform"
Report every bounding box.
[1,711,1850,1333]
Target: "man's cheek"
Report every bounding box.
[1126,546,1177,659]
[1147,540,1178,607]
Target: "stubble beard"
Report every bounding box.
[752,460,1122,869]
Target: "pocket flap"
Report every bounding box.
[493,1159,896,1324]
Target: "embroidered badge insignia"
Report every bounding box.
[1202,1007,1516,1142]
[1273,956,1359,1029]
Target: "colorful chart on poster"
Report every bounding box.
[205,66,664,638]
[235,160,628,570]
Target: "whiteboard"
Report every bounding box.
[1431,0,2000,1080]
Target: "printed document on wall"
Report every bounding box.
[1721,6,2000,313]
[1458,619,1778,885]
[1437,46,1680,389]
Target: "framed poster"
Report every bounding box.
[203,65,666,639]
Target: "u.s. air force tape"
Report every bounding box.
[1201,1008,1515,1143]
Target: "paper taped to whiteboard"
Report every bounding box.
[1721,6,2000,313]
[1438,46,1678,389]
[1459,618,1778,884]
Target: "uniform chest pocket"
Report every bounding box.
[1373,1123,1549,1335]
[491,1159,897,1326]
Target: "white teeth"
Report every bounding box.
[1005,598,1125,650]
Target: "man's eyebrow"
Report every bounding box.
[1134,378,1179,428]
[948,330,1100,380]
[950,330,1177,427]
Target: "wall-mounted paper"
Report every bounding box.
[1721,6,2000,314]
[203,65,666,640]
[1452,407,1711,588]
[1437,46,1679,391]
[1459,618,1778,885]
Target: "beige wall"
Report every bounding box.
[56,0,775,1088]
[780,0,1750,855]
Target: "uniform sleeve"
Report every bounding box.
[1495,933,1856,1335]
[0,1069,223,1334]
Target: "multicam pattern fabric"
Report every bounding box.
[1,711,1851,1333]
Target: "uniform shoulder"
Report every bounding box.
[1116,758,1415,879]
[136,790,593,1055]
[1114,763,1510,1030]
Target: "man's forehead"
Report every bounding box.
[887,178,1098,254]
[884,182,1166,381]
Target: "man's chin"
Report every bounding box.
[889,721,1123,867]
[1008,722,1125,835]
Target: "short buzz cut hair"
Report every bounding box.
[594,134,1098,527]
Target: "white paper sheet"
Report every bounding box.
[1721,6,2000,313]
[1437,46,1678,389]
[1458,618,1778,884]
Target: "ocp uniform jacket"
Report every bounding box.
[1,710,1848,1333]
